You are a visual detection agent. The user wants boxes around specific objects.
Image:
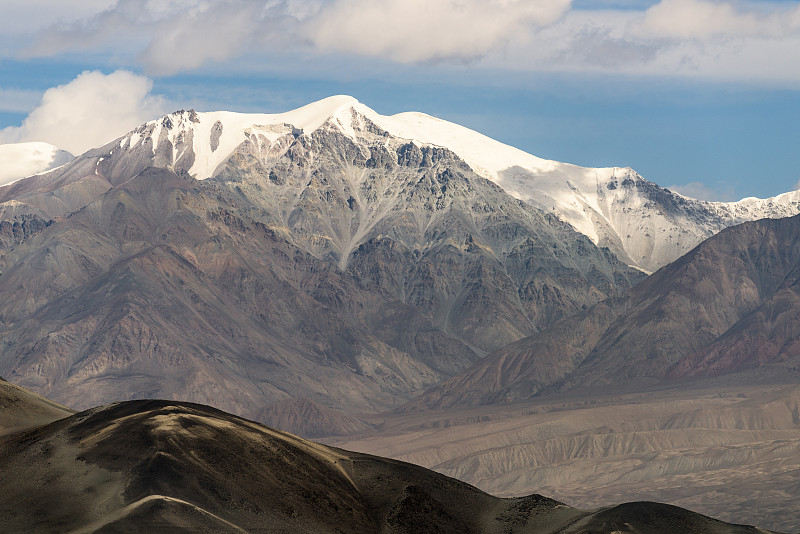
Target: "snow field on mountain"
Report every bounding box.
[0,142,74,186]
[119,95,800,271]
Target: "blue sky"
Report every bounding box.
[1,0,798,200]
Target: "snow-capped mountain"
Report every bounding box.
[0,142,73,187]
[103,95,800,272]
[1,93,798,432]
[0,95,644,424]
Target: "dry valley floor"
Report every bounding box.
[325,383,800,533]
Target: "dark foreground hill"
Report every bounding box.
[0,379,781,534]
[0,376,73,434]
[411,214,800,409]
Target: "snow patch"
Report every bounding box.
[0,142,75,186]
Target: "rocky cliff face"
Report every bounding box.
[0,103,642,424]
[410,214,800,410]
[213,122,643,353]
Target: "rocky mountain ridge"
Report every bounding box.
[105,96,800,272]
[410,214,800,410]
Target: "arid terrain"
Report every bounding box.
[0,378,787,533]
[0,99,799,533]
[327,383,800,533]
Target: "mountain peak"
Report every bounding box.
[69,95,800,271]
[116,95,378,180]
[294,94,363,126]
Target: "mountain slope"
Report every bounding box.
[4,96,799,272]
[411,214,800,409]
[0,385,781,533]
[0,117,641,423]
[0,376,73,435]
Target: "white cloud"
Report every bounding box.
[139,2,264,75]
[24,0,571,73]
[0,70,169,154]
[302,0,572,63]
[636,0,760,39]
[491,1,800,84]
[14,0,800,84]
[635,0,800,40]
[0,0,115,35]
[23,0,303,76]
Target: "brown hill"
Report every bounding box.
[0,384,782,533]
[410,215,800,410]
[0,376,73,435]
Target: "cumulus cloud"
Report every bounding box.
[302,0,571,63]
[494,0,800,83]
[23,0,303,75]
[0,70,169,154]
[636,0,760,39]
[139,2,265,75]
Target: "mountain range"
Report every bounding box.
[2,95,800,532]
[411,214,800,409]
[0,98,644,421]
[2,95,800,422]
[5,96,800,271]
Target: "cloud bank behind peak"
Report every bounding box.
[0,70,169,154]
